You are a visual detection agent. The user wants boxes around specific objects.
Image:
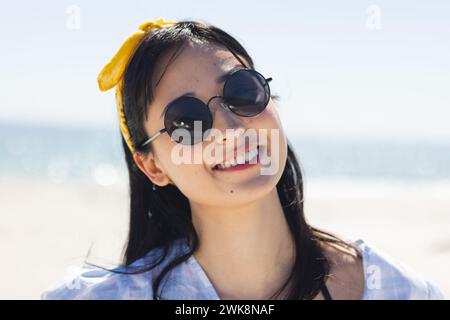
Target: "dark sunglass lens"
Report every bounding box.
[164,96,212,145]
[223,69,270,117]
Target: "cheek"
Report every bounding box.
[244,101,283,131]
[155,143,215,195]
[265,102,283,127]
[170,163,220,203]
[256,103,288,169]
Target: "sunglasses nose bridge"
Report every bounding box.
[207,95,229,113]
[208,96,242,131]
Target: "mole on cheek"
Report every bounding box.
[230,189,234,194]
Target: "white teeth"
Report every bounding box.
[247,148,258,162]
[236,153,246,164]
[215,148,259,170]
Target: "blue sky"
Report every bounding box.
[1,0,449,140]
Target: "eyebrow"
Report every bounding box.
[215,65,243,84]
[160,65,245,119]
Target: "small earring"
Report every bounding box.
[152,183,157,191]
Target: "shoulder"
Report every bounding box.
[321,240,365,299]
[41,241,184,300]
[40,263,151,300]
[353,239,446,300]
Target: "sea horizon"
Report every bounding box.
[1,121,450,187]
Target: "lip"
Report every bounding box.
[212,146,260,171]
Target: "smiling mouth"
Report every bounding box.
[212,146,260,171]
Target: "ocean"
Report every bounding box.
[1,122,449,186]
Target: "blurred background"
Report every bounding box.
[0,0,449,299]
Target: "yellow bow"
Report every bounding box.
[97,18,177,153]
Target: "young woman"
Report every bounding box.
[42,18,444,300]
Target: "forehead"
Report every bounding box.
[151,42,245,99]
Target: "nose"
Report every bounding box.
[208,96,246,144]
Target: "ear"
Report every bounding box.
[133,152,173,187]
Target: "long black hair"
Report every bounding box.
[114,19,359,300]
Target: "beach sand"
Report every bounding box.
[0,177,448,299]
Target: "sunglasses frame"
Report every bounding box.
[138,68,272,149]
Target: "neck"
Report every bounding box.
[189,187,295,299]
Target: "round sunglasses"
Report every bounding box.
[138,68,272,148]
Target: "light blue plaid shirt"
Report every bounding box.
[41,238,446,300]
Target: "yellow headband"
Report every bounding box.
[97,18,177,153]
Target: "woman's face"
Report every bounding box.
[135,42,287,207]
